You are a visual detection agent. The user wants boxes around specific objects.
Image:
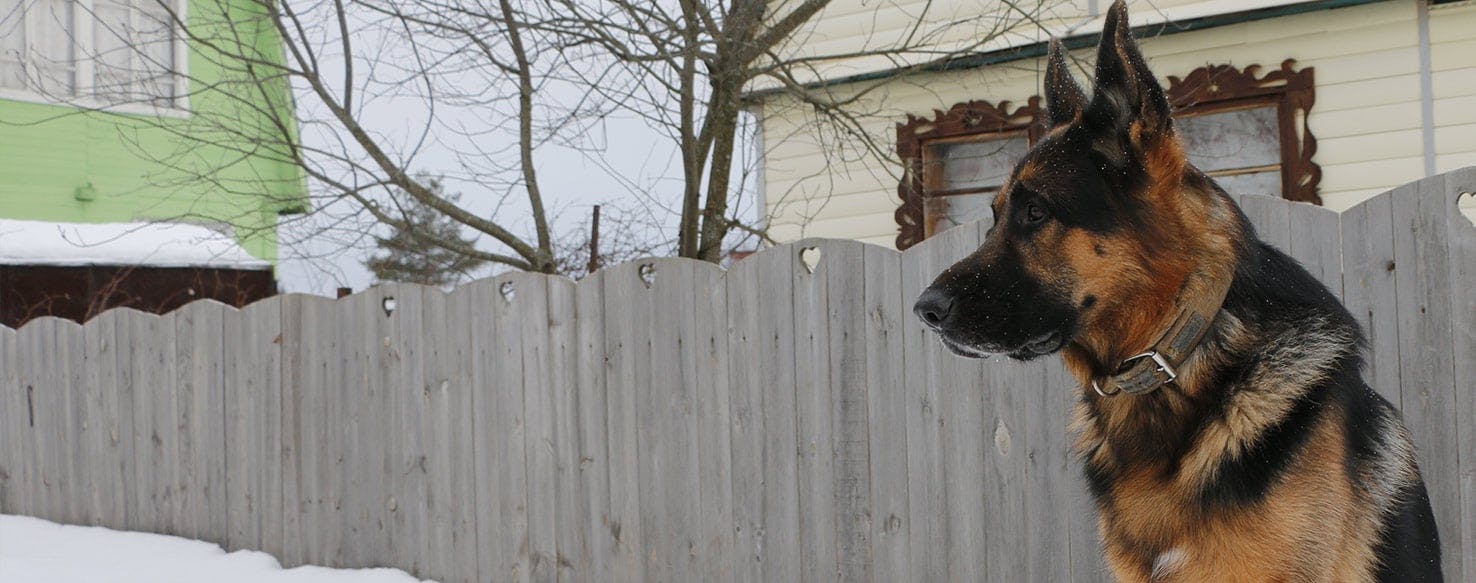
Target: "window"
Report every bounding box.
[895,61,1319,249]
[92,0,179,106]
[1,0,76,96]
[895,99,1042,246]
[0,0,184,109]
[1174,104,1283,196]
[922,132,1030,235]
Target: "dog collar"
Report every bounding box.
[1091,275,1232,397]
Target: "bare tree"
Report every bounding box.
[551,203,671,280]
[33,0,1058,277]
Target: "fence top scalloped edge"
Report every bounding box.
[5,167,1474,333]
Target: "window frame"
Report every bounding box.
[893,60,1320,250]
[895,97,1043,248]
[0,0,191,117]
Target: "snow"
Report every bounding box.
[0,219,271,270]
[0,514,431,582]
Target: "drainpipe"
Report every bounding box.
[1417,0,1436,176]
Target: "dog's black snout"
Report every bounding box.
[914,288,955,329]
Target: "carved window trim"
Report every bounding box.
[893,60,1319,250]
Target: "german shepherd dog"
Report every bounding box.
[912,2,1442,580]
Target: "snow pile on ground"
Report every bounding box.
[0,514,431,583]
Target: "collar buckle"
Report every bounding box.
[1091,350,1178,397]
[1123,350,1177,383]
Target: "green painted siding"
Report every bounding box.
[0,0,305,264]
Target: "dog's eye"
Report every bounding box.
[1025,202,1047,223]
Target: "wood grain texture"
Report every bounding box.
[1341,190,1403,405]
[572,270,612,581]
[899,228,957,581]
[1441,167,1476,583]
[792,238,839,583]
[691,263,736,582]
[600,262,647,582]
[862,243,909,582]
[1392,176,1463,578]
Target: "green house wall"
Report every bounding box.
[0,0,306,264]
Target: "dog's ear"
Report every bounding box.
[1085,1,1172,145]
[1044,39,1086,129]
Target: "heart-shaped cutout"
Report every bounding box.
[499,281,516,303]
[799,246,821,274]
[381,296,397,316]
[1458,191,1475,229]
[638,263,656,288]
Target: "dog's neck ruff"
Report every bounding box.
[1092,272,1232,397]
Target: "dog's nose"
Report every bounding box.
[913,288,955,329]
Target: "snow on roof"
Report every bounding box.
[0,218,272,270]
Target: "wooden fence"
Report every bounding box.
[2,169,1473,582]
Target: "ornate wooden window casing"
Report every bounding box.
[894,60,1319,250]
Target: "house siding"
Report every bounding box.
[0,0,305,264]
[759,0,1475,248]
[1432,1,1476,174]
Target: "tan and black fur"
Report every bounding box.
[912,3,1441,581]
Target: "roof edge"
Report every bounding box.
[743,0,1384,101]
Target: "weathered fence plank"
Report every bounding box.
[547,277,585,583]
[934,226,993,583]
[1340,190,1402,405]
[861,243,909,582]
[517,274,559,583]
[691,263,735,582]
[899,227,955,582]
[1286,201,1344,298]
[132,311,176,536]
[391,284,433,577]
[821,239,873,583]
[3,171,1474,583]
[438,285,483,582]
[491,274,533,582]
[335,289,380,568]
[758,244,803,581]
[599,263,646,582]
[17,319,64,524]
[790,239,838,583]
[724,253,763,581]
[463,280,512,581]
[276,294,327,565]
[80,311,125,528]
[1442,167,1476,583]
[642,259,702,581]
[223,300,282,554]
[1240,194,1292,252]
[1392,176,1463,578]
[0,326,19,515]
[572,271,612,579]
[1025,359,1072,583]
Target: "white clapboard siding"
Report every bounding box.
[759,0,1470,244]
[2,170,1474,581]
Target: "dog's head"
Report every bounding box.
[914,1,1236,364]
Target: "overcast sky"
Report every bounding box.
[266,6,756,297]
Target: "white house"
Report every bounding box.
[748,0,1476,249]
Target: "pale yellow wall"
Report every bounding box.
[761,0,1321,90]
[1431,1,1476,173]
[759,0,1474,248]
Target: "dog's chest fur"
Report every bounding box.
[1071,309,1389,581]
